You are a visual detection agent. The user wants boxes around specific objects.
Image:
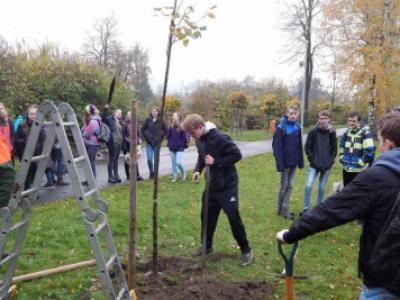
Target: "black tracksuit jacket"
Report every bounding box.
[283,148,400,294]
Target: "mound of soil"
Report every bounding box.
[133,255,274,300]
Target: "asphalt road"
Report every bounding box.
[34,128,346,205]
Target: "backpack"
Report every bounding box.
[95,120,110,143]
[368,191,400,296]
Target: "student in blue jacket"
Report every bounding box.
[272,105,304,219]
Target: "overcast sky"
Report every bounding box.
[0,0,316,92]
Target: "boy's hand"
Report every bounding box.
[276,229,289,243]
[193,171,200,182]
[205,154,214,165]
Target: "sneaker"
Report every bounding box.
[181,171,187,181]
[282,211,295,220]
[172,178,177,183]
[41,183,55,190]
[115,177,122,183]
[137,176,144,182]
[56,178,69,186]
[108,177,117,184]
[191,246,214,257]
[240,249,253,266]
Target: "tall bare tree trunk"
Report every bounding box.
[152,0,178,275]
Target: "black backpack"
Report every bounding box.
[95,120,111,143]
[368,191,400,296]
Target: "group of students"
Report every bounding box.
[81,104,190,184]
[273,105,400,299]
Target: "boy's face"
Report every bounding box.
[27,108,37,121]
[189,126,204,140]
[347,116,359,129]
[286,109,298,122]
[378,131,395,153]
[318,115,330,128]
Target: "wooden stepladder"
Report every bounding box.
[0,101,131,299]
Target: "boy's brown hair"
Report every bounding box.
[318,110,330,118]
[181,114,205,132]
[348,111,361,121]
[378,112,400,147]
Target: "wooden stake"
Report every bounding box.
[128,100,137,289]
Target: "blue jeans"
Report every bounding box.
[360,285,400,300]
[86,145,100,178]
[51,148,64,177]
[146,143,155,176]
[303,167,330,211]
[170,151,185,179]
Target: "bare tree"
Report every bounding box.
[83,15,119,67]
[282,0,323,126]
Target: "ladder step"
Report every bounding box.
[95,222,108,234]
[73,156,86,164]
[0,253,17,266]
[84,189,96,199]
[10,220,28,232]
[43,121,53,126]
[116,288,128,300]
[62,121,76,127]
[31,154,47,163]
[106,255,117,271]
[20,187,39,198]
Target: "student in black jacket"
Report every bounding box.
[277,112,400,299]
[182,114,253,266]
[302,110,337,214]
[141,107,167,179]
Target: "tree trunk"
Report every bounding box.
[368,74,376,132]
[152,0,178,275]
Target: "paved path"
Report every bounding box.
[35,128,346,205]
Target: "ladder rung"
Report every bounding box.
[84,189,96,199]
[116,288,128,300]
[73,156,86,164]
[43,121,53,126]
[31,154,47,163]
[0,253,17,266]
[20,187,39,197]
[10,220,28,232]
[95,222,108,234]
[106,255,117,271]
[62,121,76,126]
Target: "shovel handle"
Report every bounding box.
[277,239,298,277]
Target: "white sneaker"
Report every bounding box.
[172,178,177,183]
[181,171,187,181]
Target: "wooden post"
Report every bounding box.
[128,100,137,289]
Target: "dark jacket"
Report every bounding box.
[305,125,337,171]
[141,117,167,146]
[167,126,189,152]
[283,147,400,294]
[122,119,141,154]
[272,116,304,172]
[101,107,122,145]
[194,124,241,192]
[14,119,46,160]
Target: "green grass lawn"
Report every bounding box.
[4,153,362,299]
[225,129,273,141]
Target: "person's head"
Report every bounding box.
[126,111,131,121]
[377,112,400,152]
[85,104,98,116]
[150,107,160,119]
[286,105,299,122]
[0,102,8,119]
[318,110,330,129]
[114,109,122,119]
[26,104,38,122]
[181,114,205,140]
[347,111,361,129]
[172,112,181,124]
